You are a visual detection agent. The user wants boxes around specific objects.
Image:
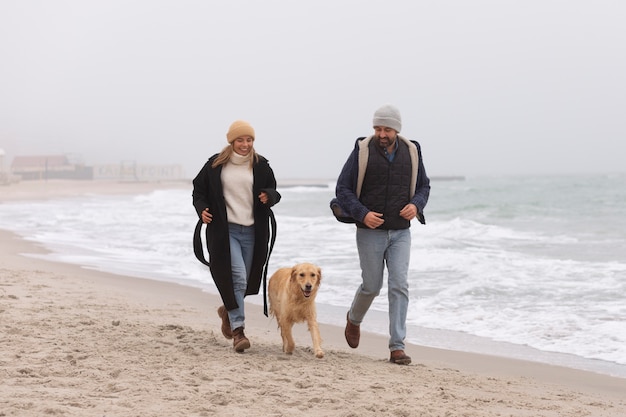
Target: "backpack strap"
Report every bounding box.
[261,209,277,316]
[193,219,210,267]
[356,136,373,198]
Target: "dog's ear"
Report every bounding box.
[290,266,298,281]
[317,267,322,283]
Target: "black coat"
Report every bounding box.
[192,153,281,310]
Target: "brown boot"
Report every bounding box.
[217,306,232,339]
[389,350,412,365]
[232,327,250,353]
[344,312,360,349]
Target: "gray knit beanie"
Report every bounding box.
[372,104,402,132]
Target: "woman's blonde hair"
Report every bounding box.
[211,144,258,169]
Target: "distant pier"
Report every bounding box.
[431,175,465,181]
[277,175,465,188]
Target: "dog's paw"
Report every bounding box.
[315,350,324,359]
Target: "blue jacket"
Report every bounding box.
[332,135,430,226]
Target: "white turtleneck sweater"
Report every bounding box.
[221,152,254,226]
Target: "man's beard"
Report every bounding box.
[375,134,397,148]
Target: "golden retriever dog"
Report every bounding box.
[268,263,324,358]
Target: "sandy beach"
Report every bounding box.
[1,180,625,417]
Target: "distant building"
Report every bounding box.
[8,154,185,182]
[10,155,93,180]
[0,148,17,184]
[92,162,184,181]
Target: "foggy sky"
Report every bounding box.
[1,0,625,180]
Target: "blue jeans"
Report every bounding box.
[227,223,255,330]
[349,227,411,351]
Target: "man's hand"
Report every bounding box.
[399,203,418,220]
[363,211,384,229]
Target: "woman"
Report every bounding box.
[192,120,281,352]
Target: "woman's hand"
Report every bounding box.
[258,192,269,204]
[202,208,213,223]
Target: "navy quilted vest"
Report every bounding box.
[359,139,412,230]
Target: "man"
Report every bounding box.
[332,104,430,365]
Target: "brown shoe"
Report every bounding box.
[345,312,360,348]
[217,306,233,339]
[389,350,411,365]
[232,327,250,353]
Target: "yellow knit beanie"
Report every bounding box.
[226,120,255,143]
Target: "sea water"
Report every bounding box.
[1,173,625,377]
